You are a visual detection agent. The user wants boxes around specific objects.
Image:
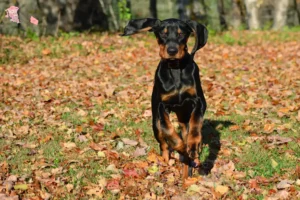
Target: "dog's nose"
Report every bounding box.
[167,47,178,56]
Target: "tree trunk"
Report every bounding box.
[150,0,157,18]
[244,0,260,29]
[272,0,289,30]
[203,0,221,32]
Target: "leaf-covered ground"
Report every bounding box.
[0,31,299,199]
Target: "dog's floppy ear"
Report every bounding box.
[120,18,161,36]
[185,20,208,57]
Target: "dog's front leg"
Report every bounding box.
[156,103,187,163]
[156,103,192,182]
[186,98,204,167]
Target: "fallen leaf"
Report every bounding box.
[184,177,199,187]
[296,111,300,122]
[142,109,152,118]
[14,184,28,190]
[92,123,104,131]
[106,164,119,173]
[87,187,103,196]
[133,147,147,157]
[148,164,159,174]
[187,184,201,195]
[7,175,18,182]
[106,179,120,190]
[90,142,106,151]
[66,184,74,192]
[42,49,51,55]
[264,124,275,133]
[123,169,139,178]
[62,142,77,149]
[249,179,260,190]
[271,158,278,169]
[229,125,240,131]
[267,135,292,146]
[272,190,290,199]
[121,138,138,146]
[78,135,88,142]
[97,151,106,158]
[277,180,292,189]
[215,185,229,195]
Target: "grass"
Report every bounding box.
[0,30,299,199]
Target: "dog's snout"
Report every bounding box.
[167,47,178,56]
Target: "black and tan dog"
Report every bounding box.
[121,18,208,182]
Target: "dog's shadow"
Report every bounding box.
[198,119,234,175]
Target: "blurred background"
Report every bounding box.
[0,0,300,36]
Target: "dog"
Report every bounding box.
[121,18,208,182]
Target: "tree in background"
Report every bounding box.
[0,0,300,36]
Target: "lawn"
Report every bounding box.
[0,30,299,199]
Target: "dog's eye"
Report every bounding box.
[161,32,167,38]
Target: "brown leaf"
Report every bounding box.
[133,147,147,157]
[296,111,300,122]
[277,180,292,190]
[184,177,199,188]
[89,142,106,151]
[249,179,260,190]
[106,179,120,190]
[142,109,152,118]
[92,123,104,131]
[266,135,292,146]
[147,152,164,163]
[295,165,300,179]
[215,185,229,195]
[62,142,77,149]
[263,124,275,133]
[122,138,138,146]
[229,125,240,131]
[42,49,51,55]
[86,187,103,196]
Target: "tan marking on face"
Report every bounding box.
[159,44,169,59]
[163,28,168,33]
[158,44,187,60]
[178,28,182,34]
[174,44,186,59]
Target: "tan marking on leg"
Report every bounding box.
[160,111,186,154]
[182,163,189,182]
[187,115,203,161]
[156,120,169,162]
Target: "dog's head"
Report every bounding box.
[121,18,208,60]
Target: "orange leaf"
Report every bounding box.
[263,123,275,133]
[42,49,51,55]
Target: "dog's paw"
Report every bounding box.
[190,159,200,168]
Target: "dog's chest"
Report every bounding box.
[160,68,196,104]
